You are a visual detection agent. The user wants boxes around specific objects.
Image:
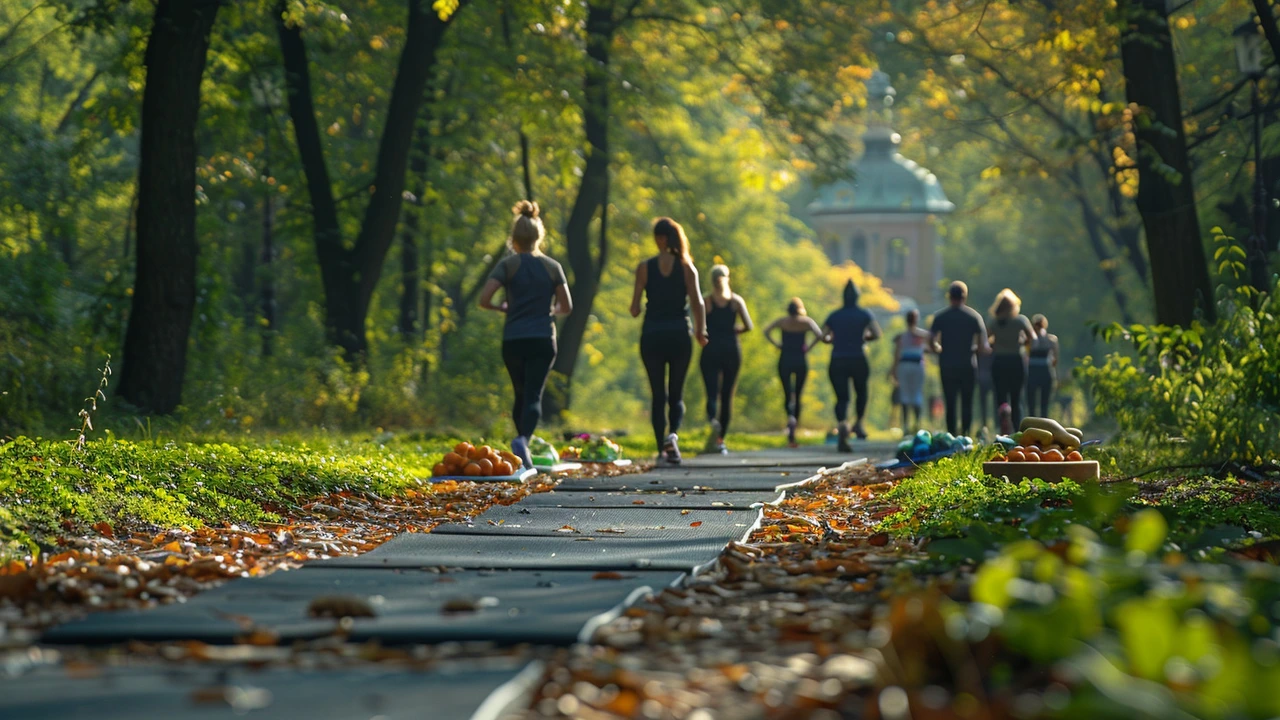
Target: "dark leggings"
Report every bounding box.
[940,365,976,437]
[641,330,693,448]
[992,354,1026,429]
[501,337,557,437]
[700,343,741,435]
[829,355,870,423]
[778,359,808,423]
[1026,366,1055,419]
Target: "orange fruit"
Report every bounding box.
[432,463,449,477]
[454,442,473,456]
[1024,451,1041,462]
[443,452,464,468]
[1042,449,1065,462]
[476,458,494,475]
[463,462,482,476]
[467,446,485,461]
[1007,450,1025,462]
[1066,450,1083,461]
[478,445,493,458]
[494,460,513,476]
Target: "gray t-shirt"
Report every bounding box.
[990,314,1034,355]
[930,304,987,369]
[487,252,567,340]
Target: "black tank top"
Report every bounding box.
[705,299,738,347]
[643,256,691,335]
[780,329,807,364]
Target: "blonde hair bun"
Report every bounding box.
[512,200,540,219]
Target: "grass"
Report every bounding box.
[0,433,459,559]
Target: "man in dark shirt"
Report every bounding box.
[930,281,990,437]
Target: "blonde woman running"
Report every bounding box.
[699,264,753,454]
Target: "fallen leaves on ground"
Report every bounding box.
[0,462,647,643]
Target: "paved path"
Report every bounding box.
[6,444,888,720]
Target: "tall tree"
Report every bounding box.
[277,0,466,358]
[117,0,222,413]
[1119,0,1215,324]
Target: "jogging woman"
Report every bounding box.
[478,201,573,470]
[890,308,929,433]
[630,217,707,464]
[1025,313,1059,418]
[823,280,882,451]
[765,298,823,447]
[987,288,1034,429]
[699,264,753,454]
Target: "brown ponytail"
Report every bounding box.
[652,217,692,264]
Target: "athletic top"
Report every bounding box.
[705,298,738,348]
[1029,332,1058,366]
[643,256,691,335]
[780,329,807,364]
[823,306,874,359]
[896,330,928,364]
[487,252,566,340]
[930,304,987,369]
[990,314,1034,355]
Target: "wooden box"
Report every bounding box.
[982,460,1100,483]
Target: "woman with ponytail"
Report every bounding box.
[822,280,882,451]
[764,297,824,447]
[630,217,707,464]
[479,200,573,470]
[699,264,753,454]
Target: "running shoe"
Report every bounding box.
[716,439,728,455]
[704,419,722,453]
[663,433,682,464]
[787,415,798,447]
[837,424,853,453]
[853,423,869,440]
[511,436,534,470]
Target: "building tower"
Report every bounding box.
[806,70,954,310]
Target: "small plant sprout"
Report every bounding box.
[73,355,112,449]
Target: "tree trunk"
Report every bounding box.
[546,1,613,417]
[1119,0,1215,325]
[398,113,432,342]
[278,0,461,359]
[118,0,221,414]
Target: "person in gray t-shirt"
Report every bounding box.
[479,200,573,470]
[929,281,990,437]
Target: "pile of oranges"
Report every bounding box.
[992,445,1084,463]
[432,442,522,478]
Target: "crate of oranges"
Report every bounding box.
[431,442,533,482]
[983,417,1098,483]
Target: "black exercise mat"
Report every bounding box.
[432,505,758,539]
[0,660,538,720]
[515,489,781,509]
[320,532,742,572]
[554,471,815,493]
[43,568,680,646]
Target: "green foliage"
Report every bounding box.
[1080,230,1280,464]
[0,434,448,554]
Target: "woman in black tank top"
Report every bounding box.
[699,264,753,454]
[764,298,823,447]
[629,217,707,464]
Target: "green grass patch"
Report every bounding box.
[0,434,455,558]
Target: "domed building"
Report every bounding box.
[807,71,954,310]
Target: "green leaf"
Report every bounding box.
[1125,509,1168,555]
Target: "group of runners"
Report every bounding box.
[481,206,1060,469]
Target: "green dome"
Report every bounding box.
[809,130,954,215]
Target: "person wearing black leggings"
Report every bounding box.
[765,298,823,447]
[823,280,882,451]
[478,201,573,470]
[699,264,753,454]
[987,288,1034,431]
[1025,313,1059,418]
[630,217,707,464]
[930,281,990,437]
